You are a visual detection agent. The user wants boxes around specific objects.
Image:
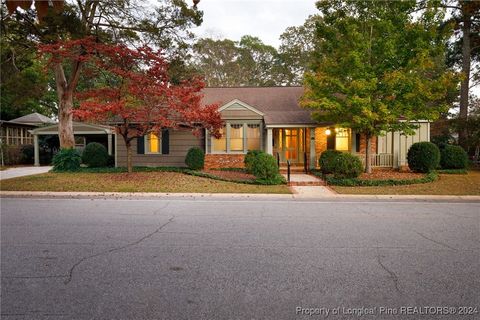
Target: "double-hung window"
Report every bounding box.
[146,132,160,154]
[230,124,244,151]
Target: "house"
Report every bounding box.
[0,112,55,146]
[115,86,430,170]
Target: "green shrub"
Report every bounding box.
[440,145,468,169]
[82,142,109,167]
[251,153,279,180]
[407,142,440,173]
[0,144,22,165]
[326,172,438,186]
[331,153,363,179]
[52,148,81,172]
[185,147,205,170]
[244,150,264,173]
[319,150,342,174]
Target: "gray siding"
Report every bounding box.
[116,129,204,167]
[221,109,263,120]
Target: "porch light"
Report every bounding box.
[325,129,331,136]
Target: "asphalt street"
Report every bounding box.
[1,197,479,320]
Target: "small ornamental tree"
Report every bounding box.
[42,38,222,173]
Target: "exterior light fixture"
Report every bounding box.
[325,129,331,136]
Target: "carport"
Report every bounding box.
[30,122,115,166]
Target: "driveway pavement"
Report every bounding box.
[1,197,479,320]
[0,166,52,180]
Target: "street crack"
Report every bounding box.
[64,216,175,285]
[376,248,402,295]
[414,231,457,251]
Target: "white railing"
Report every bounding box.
[359,153,393,167]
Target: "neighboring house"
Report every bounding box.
[115,86,430,169]
[0,112,55,146]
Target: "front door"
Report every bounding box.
[284,129,298,162]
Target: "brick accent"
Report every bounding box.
[357,134,377,154]
[204,154,245,169]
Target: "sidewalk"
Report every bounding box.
[1,190,479,201]
[0,166,52,180]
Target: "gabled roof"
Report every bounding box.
[202,86,317,125]
[10,112,56,125]
[218,99,265,116]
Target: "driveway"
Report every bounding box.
[0,166,52,180]
[1,198,479,319]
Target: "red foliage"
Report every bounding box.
[39,37,223,144]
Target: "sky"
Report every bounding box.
[192,0,318,48]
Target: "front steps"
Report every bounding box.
[282,173,325,186]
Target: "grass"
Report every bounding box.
[331,170,480,195]
[0,171,290,194]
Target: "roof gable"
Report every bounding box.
[218,99,264,116]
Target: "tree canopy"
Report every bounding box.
[301,0,458,173]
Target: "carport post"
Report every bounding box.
[34,134,40,166]
[107,133,112,155]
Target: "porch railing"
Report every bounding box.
[359,153,393,167]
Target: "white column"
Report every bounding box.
[266,128,273,155]
[34,135,40,166]
[309,128,316,169]
[107,133,112,155]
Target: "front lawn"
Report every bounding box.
[0,171,290,194]
[331,170,480,195]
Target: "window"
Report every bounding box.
[146,132,160,153]
[335,128,350,151]
[230,124,243,151]
[212,126,226,152]
[247,124,260,150]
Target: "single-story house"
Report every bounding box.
[115,86,430,170]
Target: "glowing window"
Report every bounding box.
[147,132,160,153]
[212,127,226,152]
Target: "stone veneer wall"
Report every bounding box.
[314,127,378,155]
[204,154,245,169]
[357,135,378,154]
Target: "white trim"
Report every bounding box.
[218,99,265,116]
[30,121,115,135]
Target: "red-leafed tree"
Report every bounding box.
[41,38,222,172]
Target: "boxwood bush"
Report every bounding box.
[52,148,81,172]
[185,147,205,170]
[319,150,342,174]
[251,153,279,180]
[407,142,440,173]
[440,144,468,169]
[244,150,264,173]
[332,153,363,179]
[82,142,109,167]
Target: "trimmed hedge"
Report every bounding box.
[319,150,342,174]
[440,145,468,169]
[251,153,280,181]
[244,150,264,173]
[185,147,205,170]
[332,153,363,179]
[326,172,438,186]
[52,148,81,172]
[82,142,109,167]
[407,142,440,173]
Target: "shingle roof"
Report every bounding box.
[10,112,56,125]
[202,87,317,125]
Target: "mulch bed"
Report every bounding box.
[203,169,256,181]
[359,169,424,180]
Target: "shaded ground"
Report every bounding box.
[358,169,423,180]
[332,171,480,195]
[0,171,290,194]
[203,169,256,181]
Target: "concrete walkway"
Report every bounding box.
[0,166,52,180]
[291,185,337,198]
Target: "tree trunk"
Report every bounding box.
[54,63,75,149]
[365,134,372,174]
[458,6,471,150]
[126,141,133,173]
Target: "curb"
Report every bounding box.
[1,191,479,201]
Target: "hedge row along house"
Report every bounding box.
[114,86,430,170]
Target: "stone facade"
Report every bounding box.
[204,154,245,169]
[357,135,378,154]
[314,127,328,155]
